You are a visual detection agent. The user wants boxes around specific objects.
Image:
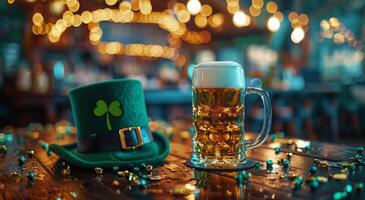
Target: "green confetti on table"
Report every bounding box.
[69,192,78,199]
[344,184,352,193]
[309,179,319,190]
[189,128,195,137]
[309,165,317,174]
[255,162,261,169]
[282,160,290,168]
[305,143,311,151]
[27,171,36,181]
[292,176,303,189]
[271,134,277,141]
[266,160,273,166]
[274,147,281,154]
[333,191,347,200]
[137,179,148,189]
[18,155,26,164]
[41,143,49,151]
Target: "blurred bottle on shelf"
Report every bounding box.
[15,61,31,92]
[32,63,49,94]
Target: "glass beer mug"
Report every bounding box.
[190,61,272,170]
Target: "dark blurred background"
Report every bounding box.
[0,0,364,144]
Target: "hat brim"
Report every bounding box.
[49,132,170,169]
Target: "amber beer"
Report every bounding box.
[190,61,272,169]
[192,88,245,165]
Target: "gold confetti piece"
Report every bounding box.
[117,170,129,177]
[339,161,351,167]
[147,175,163,181]
[112,180,120,186]
[36,173,46,181]
[267,174,278,180]
[94,167,103,175]
[165,163,180,172]
[8,172,21,183]
[180,131,190,139]
[331,173,347,181]
[128,173,139,183]
[317,176,328,183]
[276,138,295,145]
[288,172,298,179]
[144,189,163,194]
[306,175,315,182]
[318,161,329,168]
[171,184,196,195]
[61,168,71,177]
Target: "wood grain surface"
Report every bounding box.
[0,127,364,200]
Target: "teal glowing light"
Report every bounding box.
[53,61,64,80]
[187,63,195,80]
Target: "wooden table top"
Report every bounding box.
[0,126,364,200]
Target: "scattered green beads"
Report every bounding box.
[282,160,290,168]
[274,147,281,154]
[41,143,49,151]
[255,162,261,169]
[189,128,195,137]
[236,170,251,185]
[333,191,347,200]
[305,143,311,151]
[271,134,277,141]
[137,179,148,189]
[27,171,36,181]
[344,184,352,193]
[309,179,319,190]
[266,160,273,166]
[292,176,303,189]
[18,155,26,165]
[309,165,318,174]
[266,160,273,170]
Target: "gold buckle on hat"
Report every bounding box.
[118,127,144,150]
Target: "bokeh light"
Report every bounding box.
[233,10,250,28]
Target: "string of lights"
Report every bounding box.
[12,0,322,58]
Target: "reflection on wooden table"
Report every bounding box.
[0,122,364,200]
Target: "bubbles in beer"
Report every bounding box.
[192,87,245,167]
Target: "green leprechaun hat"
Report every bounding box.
[50,79,170,169]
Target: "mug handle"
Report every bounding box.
[245,87,272,150]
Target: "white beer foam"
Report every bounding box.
[193,61,245,88]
